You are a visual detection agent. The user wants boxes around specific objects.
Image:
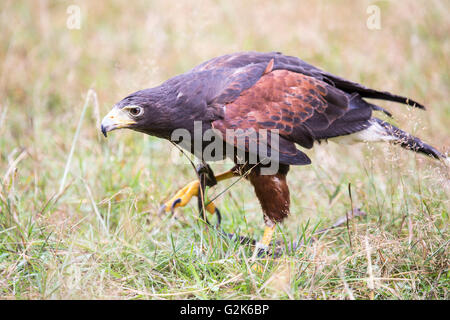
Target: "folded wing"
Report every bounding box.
[212,69,372,165]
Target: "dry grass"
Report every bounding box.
[0,0,448,299]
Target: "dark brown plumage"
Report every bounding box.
[248,165,291,224]
[101,51,446,252]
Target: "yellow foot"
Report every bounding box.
[250,224,276,272]
[158,170,236,216]
[159,180,216,214]
[251,263,265,273]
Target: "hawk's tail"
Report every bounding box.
[374,118,447,161]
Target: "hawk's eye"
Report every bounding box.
[128,106,143,117]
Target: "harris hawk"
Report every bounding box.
[101,51,447,256]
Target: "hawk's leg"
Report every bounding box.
[159,164,237,218]
[246,165,290,270]
[197,163,221,225]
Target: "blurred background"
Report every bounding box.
[0,0,448,299]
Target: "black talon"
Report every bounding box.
[219,231,256,245]
[214,208,222,226]
[257,247,269,258]
[171,198,181,214]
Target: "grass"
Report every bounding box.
[0,0,449,299]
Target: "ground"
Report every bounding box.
[0,0,448,299]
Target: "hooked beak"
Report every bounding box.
[100,107,136,137]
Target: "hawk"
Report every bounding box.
[101,51,447,256]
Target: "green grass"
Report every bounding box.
[0,0,449,299]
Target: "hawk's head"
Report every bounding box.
[101,88,170,138]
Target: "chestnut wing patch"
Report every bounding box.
[212,70,350,165]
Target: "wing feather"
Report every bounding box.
[213,70,350,147]
[212,70,359,165]
[193,51,426,109]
